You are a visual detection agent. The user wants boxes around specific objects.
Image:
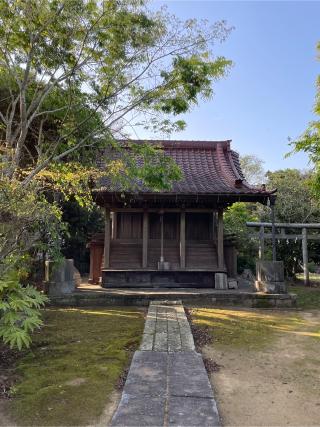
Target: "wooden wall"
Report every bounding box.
[116,212,214,241]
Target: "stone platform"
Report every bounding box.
[49,284,297,308]
[111,301,220,427]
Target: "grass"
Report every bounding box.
[190,308,319,349]
[290,285,320,309]
[287,273,320,309]
[8,307,145,426]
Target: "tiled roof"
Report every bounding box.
[96,139,268,196]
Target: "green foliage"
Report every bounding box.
[0,0,232,186]
[265,169,318,223]
[0,177,65,274]
[264,169,320,276]
[61,200,104,273]
[0,177,64,274]
[240,154,265,185]
[289,43,320,197]
[224,202,259,272]
[0,276,48,350]
[308,261,317,274]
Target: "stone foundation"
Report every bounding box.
[101,270,218,288]
[49,288,297,308]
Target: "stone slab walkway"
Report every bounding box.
[140,300,195,352]
[111,300,220,427]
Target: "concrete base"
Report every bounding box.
[102,270,217,288]
[49,286,297,308]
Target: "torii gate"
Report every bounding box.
[246,222,320,286]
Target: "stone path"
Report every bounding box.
[140,301,195,352]
[111,301,220,427]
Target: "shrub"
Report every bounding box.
[0,276,48,350]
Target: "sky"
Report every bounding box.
[139,0,320,171]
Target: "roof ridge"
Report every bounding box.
[121,139,232,150]
[121,139,232,144]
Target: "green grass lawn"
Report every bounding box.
[8,307,145,426]
[290,285,320,309]
[287,273,320,309]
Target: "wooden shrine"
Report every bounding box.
[88,140,274,288]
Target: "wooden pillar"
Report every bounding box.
[217,208,224,269]
[302,227,309,286]
[180,210,186,269]
[258,225,264,260]
[103,208,111,269]
[160,211,164,262]
[212,211,217,240]
[111,212,117,240]
[271,203,277,261]
[142,210,149,268]
[88,243,94,283]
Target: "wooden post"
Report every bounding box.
[217,208,224,269]
[271,204,277,261]
[258,225,264,260]
[212,211,216,240]
[142,210,149,268]
[111,212,117,239]
[103,208,111,269]
[160,211,164,263]
[302,227,309,286]
[180,210,186,269]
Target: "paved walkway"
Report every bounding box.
[111,301,220,427]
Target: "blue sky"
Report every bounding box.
[140,1,320,171]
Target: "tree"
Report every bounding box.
[61,200,104,273]
[240,154,265,186]
[290,42,320,196]
[0,0,232,186]
[263,169,320,276]
[265,169,318,224]
[225,154,265,272]
[224,202,260,272]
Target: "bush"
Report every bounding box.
[0,276,48,350]
[308,261,317,274]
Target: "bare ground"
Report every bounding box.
[204,311,320,427]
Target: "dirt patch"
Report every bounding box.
[202,310,320,426]
[185,308,214,351]
[65,377,87,386]
[86,390,121,427]
[203,357,221,374]
[0,344,22,400]
[0,400,16,427]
